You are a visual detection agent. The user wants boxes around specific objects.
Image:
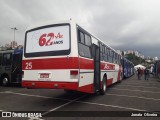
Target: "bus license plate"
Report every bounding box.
[40,73,49,78]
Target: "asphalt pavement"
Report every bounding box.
[0,75,160,120]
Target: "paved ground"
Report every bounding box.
[0,75,160,120]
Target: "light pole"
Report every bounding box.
[11,27,18,49]
[11,27,18,41]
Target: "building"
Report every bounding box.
[4,41,18,49]
[11,41,18,49]
[127,50,134,54]
[153,57,158,61]
[134,51,140,57]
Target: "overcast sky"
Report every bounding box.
[0,0,160,58]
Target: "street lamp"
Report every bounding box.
[11,27,18,41]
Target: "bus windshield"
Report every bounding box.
[24,24,70,57]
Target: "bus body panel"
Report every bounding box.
[22,21,80,90]
[121,57,134,79]
[22,20,124,94]
[78,57,94,93]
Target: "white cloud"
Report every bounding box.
[0,0,160,57]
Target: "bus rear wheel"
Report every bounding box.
[99,77,107,95]
[2,77,9,86]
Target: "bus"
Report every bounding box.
[0,49,23,86]
[22,20,123,95]
[121,57,134,79]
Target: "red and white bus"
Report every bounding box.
[22,20,123,95]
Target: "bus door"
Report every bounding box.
[12,53,22,83]
[92,44,101,92]
[2,53,12,73]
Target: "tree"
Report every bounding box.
[125,53,145,65]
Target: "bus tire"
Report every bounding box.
[2,76,9,86]
[99,77,107,95]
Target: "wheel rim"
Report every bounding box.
[3,78,8,85]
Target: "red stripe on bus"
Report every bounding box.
[107,78,113,86]
[78,84,94,93]
[22,57,117,70]
[22,57,79,70]
[79,58,94,69]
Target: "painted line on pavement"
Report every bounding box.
[117,85,160,89]
[0,91,148,111]
[0,91,150,112]
[1,91,71,102]
[109,88,160,94]
[121,83,160,86]
[75,101,147,111]
[106,93,160,101]
[42,95,87,116]
[122,81,158,84]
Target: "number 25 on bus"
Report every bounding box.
[22,20,123,95]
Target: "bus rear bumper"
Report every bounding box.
[22,81,78,90]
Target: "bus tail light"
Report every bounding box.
[70,70,78,79]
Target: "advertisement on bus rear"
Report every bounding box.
[26,25,70,54]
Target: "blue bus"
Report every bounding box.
[0,49,23,86]
[121,57,134,79]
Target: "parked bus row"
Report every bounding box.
[0,50,134,87]
[22,19,134,95]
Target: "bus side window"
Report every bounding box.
[85,34,91,46]
[79,32,85,44]
[104,46,106,60]
[112,51,114,63]
[113,52,115,63]
[78,44,91,58]
[108,49,111,63]
[115,53,117,64]
[2,53,12,66]
[100,43,103,61]
[78,30,92,59]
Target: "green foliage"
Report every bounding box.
[125,53,145,65]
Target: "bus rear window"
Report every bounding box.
[24,24,70,57]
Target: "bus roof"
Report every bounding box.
[0,50,14,53]
[0,49,23,54]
